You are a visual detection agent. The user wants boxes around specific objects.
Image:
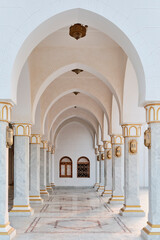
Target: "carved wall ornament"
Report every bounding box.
[107,149,112,159]
[115,146,121,157]
[129,139,137,154]
[101,153,105,160]
[144,128,151,149]
[6,126,13,148]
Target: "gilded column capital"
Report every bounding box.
[121,124,142,137]
[40,140,48,149]
[30,134,41,144]
[0,102,13,122]
[111,135,124,145]
[103,141,112,149]
[51,147,55,154]
[12,123,31,136]
[98,145,103,152]
[95,148,98,155]
[47,145,52,152]
[145,103,160,124]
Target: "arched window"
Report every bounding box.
[60,157,72,178]
[77,157,90,178]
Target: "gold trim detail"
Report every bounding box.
[0,222,10,228]
[12,123,32,137]
[13,205,30,207]
[142,227,160,235]
[30,134,41,144]
[122,124,141,137]
[147,222,160,228]
[0,227,15,235]
[111,135,124,145]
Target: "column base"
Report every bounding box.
[10,205,34,216]
[94,183,100,190]
[101,189,112,197]
[108,195,124,204]
[141,222,160,239]
[46,186,52,191]
[119,204,145,217]
[97,186,104,193]
[40,189,49,196]
[50,183,55,187]
[29,196,44,204]
[0,223,16,240]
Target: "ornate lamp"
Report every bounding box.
[72,69,83,74]
[69,23,88,40]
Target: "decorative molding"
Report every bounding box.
[0,102,12,122]
[145,103,160,123]
[122,124,141,137]
[98,145,103,152]
[12,123,31,136]
[47,145,52,152]
[103,141,112,149]
[111,135,124,145]
[30,134,41,144]
[40,140,48,149]
[128,139,138,154]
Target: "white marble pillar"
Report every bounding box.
[0,102,16,238]
[97,145,104,192]
[10,123,34,216]
[102,141,112,196]
[120,124,145,216]
[108,135,124,204]
[40,141,49,196]
[50,147,55,187]
[46,145,52,191]
[29,134,43,204]
[142,104,160,239]
[94,148,99,189]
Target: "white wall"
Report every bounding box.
[54,121,95,186]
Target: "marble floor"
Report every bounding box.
[9,187,148,240]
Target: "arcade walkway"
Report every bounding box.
[9,187,148,240]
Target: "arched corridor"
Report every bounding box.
[0,1,160,240]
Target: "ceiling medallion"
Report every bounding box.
[73,91,80,96]
[72,69,83,75]
[69,23,88,40]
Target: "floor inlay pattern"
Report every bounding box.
[9,187,148,240]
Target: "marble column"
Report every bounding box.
[46,145,52,191]
[108,135,124,204]
[29,134,43,204]
[40,141,49,196]
[0,102,16,238]
[94,148,99,189]
[142,103,160,239]
[50,147,55,187]
[10,123,34,216]
[120,124,145,216]
[102,141,112,196]
[97,145,104,193]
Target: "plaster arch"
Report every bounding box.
[44,94,103,138]
[53,117,96,147]
[40,74,111,133]
[4,3,148,107]
[49,107,98,144]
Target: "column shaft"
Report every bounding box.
[40,141,49,196]
[50,148,55,187]
[0,111,16,238]
[108,135,124,204]
[29,136,43,204]
[142,103,160,238]
[46,147,52,191]
[120,124,144,216]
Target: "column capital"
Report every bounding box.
[95,148,98,155]
[111,135,124,145]
[103,141,112,149]
[145,103,160,124]
[98,145,103,152]
[40,140,48,149]
[12,122,31,136]
[121,124,142,137]
[51,147,55,154]
[0,102,13,122]
[30,134,41,144]
[47,145,52,152]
